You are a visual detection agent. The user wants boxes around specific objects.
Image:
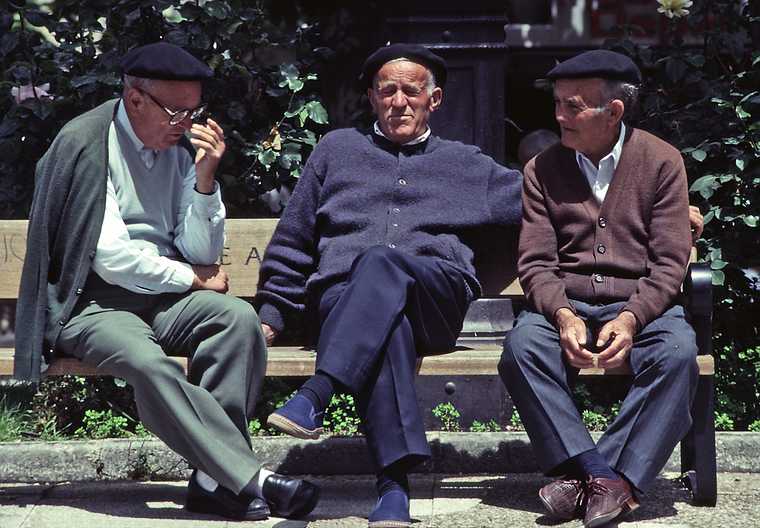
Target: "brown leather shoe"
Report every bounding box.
[538,478,585,520]
[583,477,639,528]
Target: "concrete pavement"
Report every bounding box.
[2,472,759,527]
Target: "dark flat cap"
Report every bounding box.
[546,49,641,84]
[360,43,447,88]
[121,42,213,81]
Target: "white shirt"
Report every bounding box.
[92,102,226,294]
[575,122,626,204]
[373,121,431,145]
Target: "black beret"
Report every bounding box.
[360,43,447,89]
[120,42,213,81]
[546,49,641,84]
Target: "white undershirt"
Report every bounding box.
[92,102,226,294]
[575,122,626,204]
[373,121,431,145]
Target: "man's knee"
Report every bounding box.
[198,291,260,330]
[654,332,698,376]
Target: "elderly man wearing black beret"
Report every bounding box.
[15,42,318,521]
[499,49,699,527]
[257,43,523,526]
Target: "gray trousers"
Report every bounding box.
[499,300,698,492]
[58,276,267,494]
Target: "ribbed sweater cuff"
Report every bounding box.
[257,303,285,334]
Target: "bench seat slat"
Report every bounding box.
[0,347,715,378]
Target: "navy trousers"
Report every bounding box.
[315,246,470,472]
[499,300,698,492]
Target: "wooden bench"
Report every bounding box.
[0,218,716,505]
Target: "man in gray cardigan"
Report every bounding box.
[15,42,317,521]
[500,50,699,527]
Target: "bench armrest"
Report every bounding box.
[683,262,713,357]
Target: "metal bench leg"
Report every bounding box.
[681,373,717,506]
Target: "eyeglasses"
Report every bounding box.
[139,89,207,126]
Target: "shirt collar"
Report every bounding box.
[575,121,626,171]
[116,100,158,169]
[373,121,431,146]
[116,100,149,152]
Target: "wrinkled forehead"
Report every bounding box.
[553,77,606,103]
[373,60,432,87]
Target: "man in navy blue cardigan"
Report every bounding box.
[256,43,523,527]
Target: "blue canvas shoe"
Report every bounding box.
[267,392,325,439]
[368,479,411,528]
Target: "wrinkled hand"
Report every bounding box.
[595,311,637,369]
[191,264,229,293]
[555,308,594,369]
[191,118,226,192]
[261,323,277,346]
[689,205,704,243]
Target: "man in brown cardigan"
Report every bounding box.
[499,50,698,528]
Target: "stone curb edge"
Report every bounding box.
[1,432,759,483]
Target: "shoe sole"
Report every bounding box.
[185,496,269,521]
[538,490,577,520]
[584,497,639,528]
[368,520,411,528]
[267,413,323,440]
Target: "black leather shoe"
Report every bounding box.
[185,471,270,521]
[262,473,320,518]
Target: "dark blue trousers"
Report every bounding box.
[499,300,698,492]
[315,246,470,472]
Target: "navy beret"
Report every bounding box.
[360,43,447,89]
[546,49,641,84]
[120,42,213,81]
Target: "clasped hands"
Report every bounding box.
[555,307,637,369]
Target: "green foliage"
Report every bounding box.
[32,376,141,436]
[714,411,735,432]
[748,419,760,432]
[605,0,760,428]
[323,393,361,436]
[0,396,28,441]
[74,408,132,439]
[581,409,610,432]
[715,344,760,429]
[0,0,329,218]
[508,408,524,431]
[431,401,461,432]
[469,419,501,433]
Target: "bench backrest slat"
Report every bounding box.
[0,219,523,299]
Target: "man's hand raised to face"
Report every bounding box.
[555,307,595,369]
[191,118,226,193]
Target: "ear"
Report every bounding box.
[429,86,443,113]
[608,99,625,124]
[125,87,145,112]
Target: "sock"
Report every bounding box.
[301,370,336,411]
[195,469,218,492]
[571,449,619,480]
[248,467,274,499]
[378,461,410,494]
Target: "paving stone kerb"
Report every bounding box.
[1,432,758,483]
